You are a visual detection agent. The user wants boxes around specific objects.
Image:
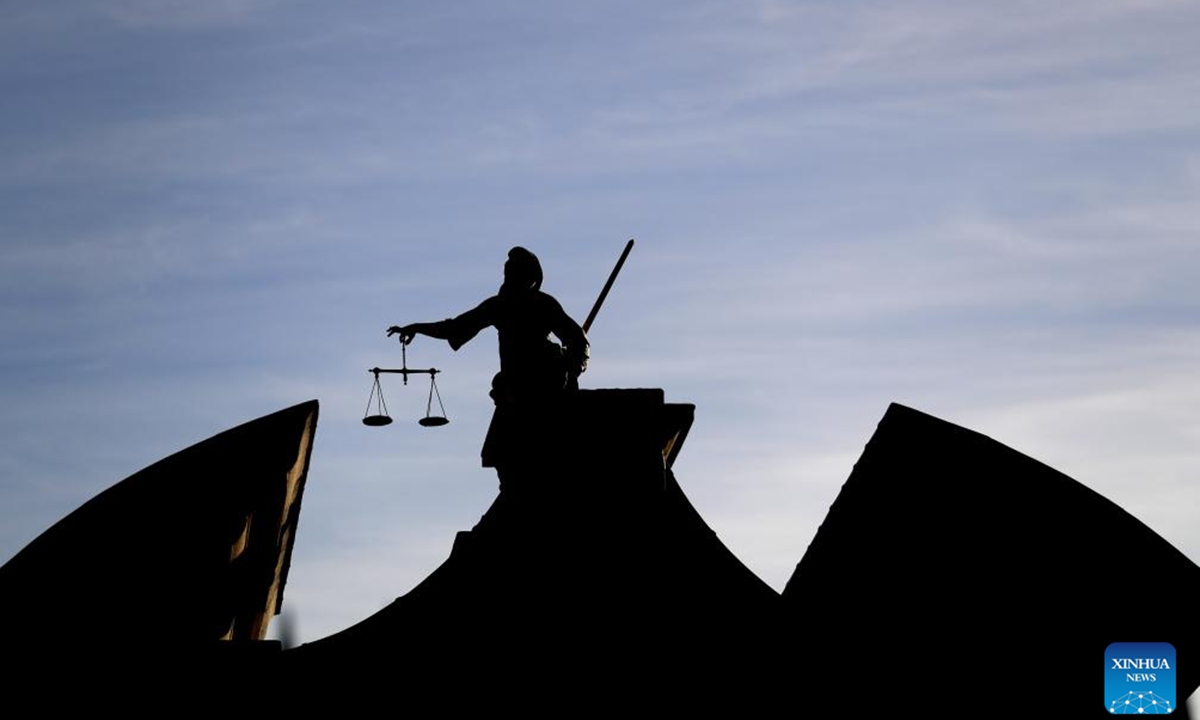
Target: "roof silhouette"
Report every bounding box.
[287,389,782,700]
[785,403,1200,710]
[0,400,317,663]
[2,395,1196,712]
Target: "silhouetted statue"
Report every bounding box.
[388,247,589,406]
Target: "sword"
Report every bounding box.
[582,238,634,334]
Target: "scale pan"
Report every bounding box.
[363,415,393,427]
[419,416,449,427]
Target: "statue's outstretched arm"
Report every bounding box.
[387,298,496,350]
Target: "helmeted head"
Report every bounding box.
[502,246,543,293]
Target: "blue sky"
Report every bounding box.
[2,1,1199,654]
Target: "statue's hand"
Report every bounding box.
[387,325,417,345]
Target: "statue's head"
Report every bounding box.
[503,246,543,292]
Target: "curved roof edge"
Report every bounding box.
[0,399,319,650]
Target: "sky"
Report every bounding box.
[2,0,1199,662]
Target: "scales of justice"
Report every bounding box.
[362,340,449,428]
[361,239,634,429]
